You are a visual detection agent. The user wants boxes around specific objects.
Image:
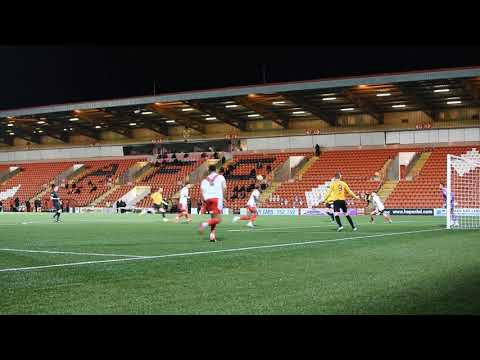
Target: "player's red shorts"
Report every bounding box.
[246,205,257,214]
[204,198,221,214]
[178,203,188,213]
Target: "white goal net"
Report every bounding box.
[446,153,480,229]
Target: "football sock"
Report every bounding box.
[328,212,335,221]
[346,215,355,228]
[335,215,342,227]
[208,218,221,231]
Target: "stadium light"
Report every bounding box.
[376,93,391,97]
[141,111,153,115]
[247,114,261,118]
[292,111,306,115]
[8,132,14,135]
[447,100,462,105]
[392,104,406,108]
[322,97,337,101]
[95,125,102,129]
[225,104,239,108]
[63,128,68,131]
[129,123,137,126]
[434,89,450,93]
[37,121,46,124]
[166,120,175,123]
[272,101,286,105]
[205,117,217,120]
[341,108,355,111]
[181,108,195,112]
[69,118,79,122]
[38,130,43,133]
[69,127,73,130]
[7,123,14,127]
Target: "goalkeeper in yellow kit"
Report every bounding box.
[323,172,360,232]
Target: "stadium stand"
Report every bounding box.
[135,157,203,208]
[0,161,74,205]
[56,158,140,207]
[385,146,479,209]
[188,151,310,211]
[263,149,401,208]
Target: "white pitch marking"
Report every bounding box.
[0,248,147,258]
[0,228,444,273]
[226,220,441,232]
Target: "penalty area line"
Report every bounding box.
[0,228,444,273]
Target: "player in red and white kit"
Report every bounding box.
[233,184,260,228]
[175,183,192,223]
[199,165,227,242]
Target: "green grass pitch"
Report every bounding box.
[1,212,479,314]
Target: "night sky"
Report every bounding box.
[1,45,479,111]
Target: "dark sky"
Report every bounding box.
[1,45,479,110]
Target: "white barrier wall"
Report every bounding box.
[386,128,480,145]
[0,145,124,162]
[246,128,479,151]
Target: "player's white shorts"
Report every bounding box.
[373,207,387,216]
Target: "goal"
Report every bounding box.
[446,154,480,229]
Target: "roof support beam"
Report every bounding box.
[185,101,247,131]
[149,104,206,134]
[42,131,69,143]
[396,84,439,121]
[0,132,14,146]
[11,126,42,144]
[140,119,170,136]
[234,97,289,129]
[462,79,480,106]
[282,94,337,126]
[342,90,384,124]
[47,118,100,140]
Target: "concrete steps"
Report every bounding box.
[377,180,399,203]
[296,156,319,180]
[259,181,281,203]
[90,184,121,206]
[406,152,431,179]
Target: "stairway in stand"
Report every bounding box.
[296,156,318,180]
[377,180,399,203]
[406,152,432,179]
[259,181,281,203]
[90,184,121,207]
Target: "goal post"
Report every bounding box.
[446,154,480,229]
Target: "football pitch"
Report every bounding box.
[1,212,479,315]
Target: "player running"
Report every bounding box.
[322,172,359,232]
[176,183,192,223]
[199,165,227,242]
[50,185,62,223]
[324,178,336,223]
[367,191,392,223]
[233,184,261,228]
[151,187,169,222]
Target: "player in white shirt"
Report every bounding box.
[233,184,261,228]
[198,165,227,242]
[368,192,392,223]
[175,183,192,223]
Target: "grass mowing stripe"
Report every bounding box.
[0,228,444,273]
[0,248,147,258]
